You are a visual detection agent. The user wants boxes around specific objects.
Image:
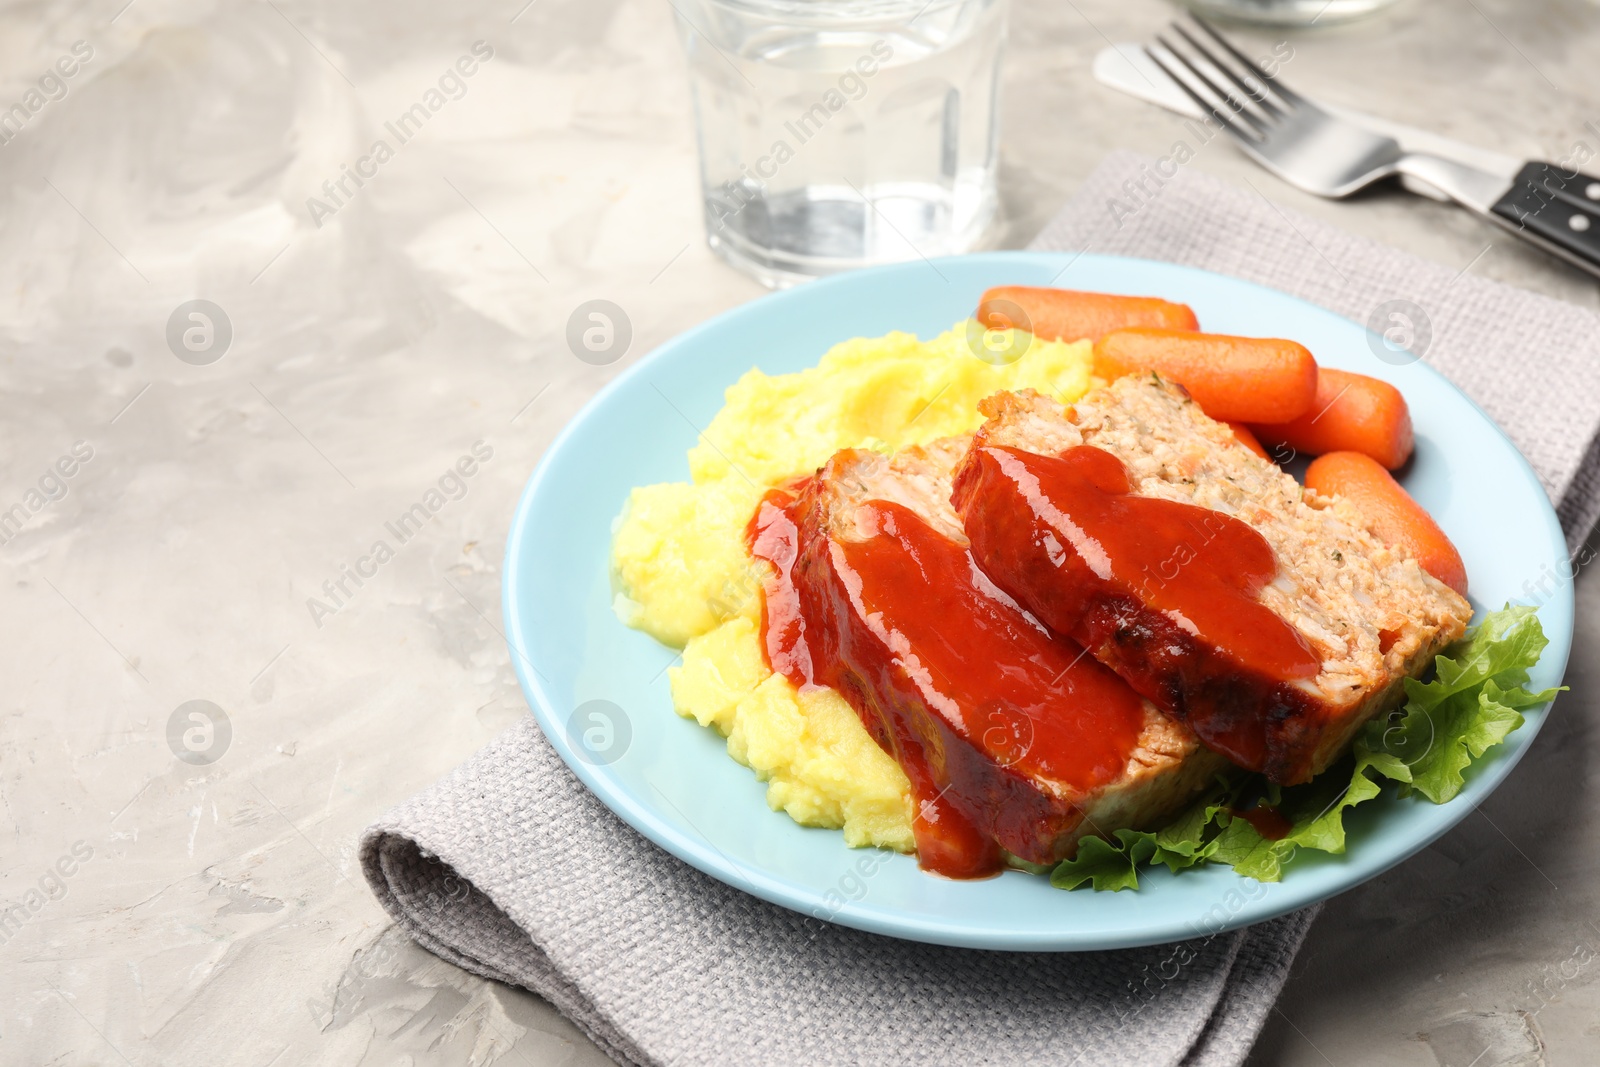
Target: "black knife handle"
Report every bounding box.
[1490,161,1600,278]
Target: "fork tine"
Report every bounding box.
[1152,36,1269,139]
[1189,14,1306,109]
[1144,44,1261,144]
[1171,22,1284,121]
[1158,32,1267,135]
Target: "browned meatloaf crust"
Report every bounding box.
[771,438,1226,873]
[951,378,1473,785]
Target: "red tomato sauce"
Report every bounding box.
[747,481,1147,877]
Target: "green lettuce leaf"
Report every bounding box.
[1147,792,1230,872]
[1048,604,1559,890]
[1050,830,1156,892]
[1205,753,1385,882]
[1361,604,1560,804]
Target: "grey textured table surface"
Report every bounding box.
[3,0,1597,1064]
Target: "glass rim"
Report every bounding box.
[692,0,976,21]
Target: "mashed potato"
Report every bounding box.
[611,323,1097,852]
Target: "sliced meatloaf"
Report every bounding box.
[746,437,1226,877]
[951,378,1473,785]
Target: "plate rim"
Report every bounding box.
[502,250,1573,951]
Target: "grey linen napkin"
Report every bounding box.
[362,153,1598,1067]
[363,716,1307,1067]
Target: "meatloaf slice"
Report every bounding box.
[951,378,1473,785]
[746,437,1226,878]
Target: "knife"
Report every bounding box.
[1095,44,1600,279]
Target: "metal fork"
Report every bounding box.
[1146,19,1503,207]
[1144,19,1600,280]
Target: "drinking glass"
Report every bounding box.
[674,0,1007,288]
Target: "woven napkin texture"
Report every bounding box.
[363,716,1312,1067]
[362,152,1599,1067]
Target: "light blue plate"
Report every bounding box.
[503,252,1571,951]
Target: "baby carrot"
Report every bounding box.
[977,286,1198,344]
[1252,368,1414,470]
[1093,328,1319,424]
[1304,451,1467,596]
[1225,421,1271,460]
